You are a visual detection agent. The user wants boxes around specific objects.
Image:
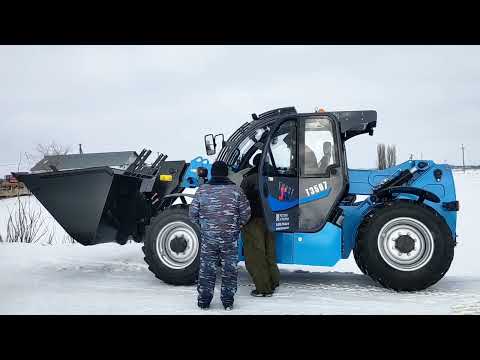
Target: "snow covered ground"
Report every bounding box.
[1,170,479,314]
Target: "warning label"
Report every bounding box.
[275,213,290,231]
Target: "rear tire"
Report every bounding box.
[353,244,368,275]
[354,201,455,291]
[142,206,201,285]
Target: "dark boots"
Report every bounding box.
[244,217,281,295]
[250,289,273,297]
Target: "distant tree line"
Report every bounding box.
[377,144,397,170]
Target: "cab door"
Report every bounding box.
[297,115,347,232]
[258,119,299,232]
[259,115,347,233]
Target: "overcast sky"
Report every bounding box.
[1,45,479,175]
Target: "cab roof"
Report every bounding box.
[252,106,377,141]
[217,106,377,165]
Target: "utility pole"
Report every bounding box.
[461,144,466,172]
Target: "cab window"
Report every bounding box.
[303,118,336,176]
[263,120,297,177]
[233,128,267,169]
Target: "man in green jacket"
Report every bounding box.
[241,153,280,297]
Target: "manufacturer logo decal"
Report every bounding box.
[278,181,294,200]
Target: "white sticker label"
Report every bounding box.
[275,213,290,230]
[305,181,328,197]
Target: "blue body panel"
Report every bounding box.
[347,160,457,232]
[341,160,457,260]
[238,223,341,266]
[182,157,457,267]
[181,156,212,188]
[339,200,373,259]
[291,223,342,266]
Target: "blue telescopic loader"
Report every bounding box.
[14,107,459,291]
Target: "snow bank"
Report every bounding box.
[1,242,480,314]
[0,170,479,314]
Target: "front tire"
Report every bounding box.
[354,201,455,291]
[142,206,201,285]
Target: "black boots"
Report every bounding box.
[250,282,279,297]
[198,302,233,311]
[198,302,210,310]
[250,289,273,297]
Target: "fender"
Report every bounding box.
[162,193,195,205]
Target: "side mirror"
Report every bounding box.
[204,134,216,156]
[215,134,225,148]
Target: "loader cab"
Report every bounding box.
[258,113,348,233]
[216,107,377,233]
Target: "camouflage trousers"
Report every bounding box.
[197,234,239,307]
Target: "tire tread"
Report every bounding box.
[354,200,455,291]
[142,206,200,285]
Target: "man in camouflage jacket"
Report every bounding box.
[189,161,251,310]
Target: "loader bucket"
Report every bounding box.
[14,167,146,246]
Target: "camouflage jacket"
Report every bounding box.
[189,176,251,239]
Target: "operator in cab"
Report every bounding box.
[318,141,332,173]
[283,131,319,174]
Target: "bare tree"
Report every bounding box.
[36,141,71,157]
[377,143,387,170]
[4,195,74,244]
[387,145,397,168]
[6,196,49,243]
[62,233,76,244]
[6,158,56,244]
[4,150,74,245]
[23,141,72,170]
[46,231,55,245]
